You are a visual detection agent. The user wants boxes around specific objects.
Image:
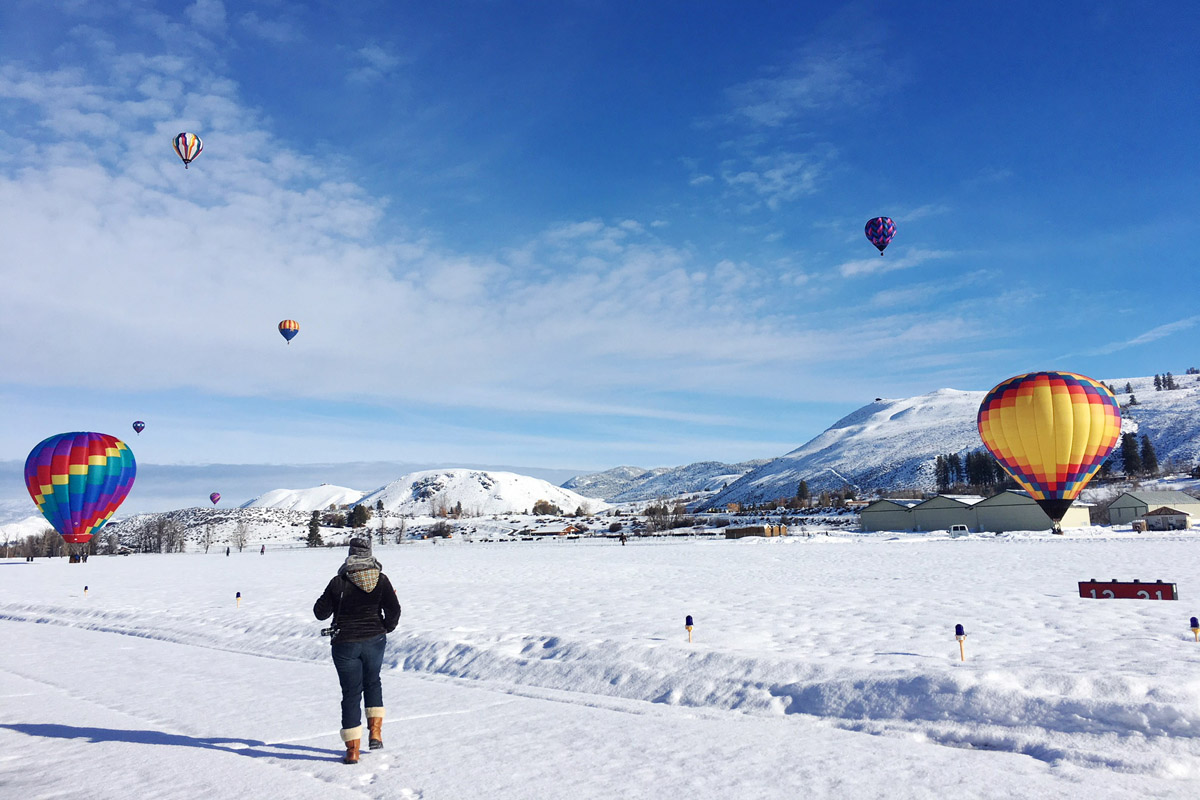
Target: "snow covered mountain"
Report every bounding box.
[563,460,768,502]
[561,466,660,500]
[360,469,607,516]
[705,372,1200,508]
[241,484,365,511]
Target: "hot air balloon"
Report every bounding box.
[173,132,203,168]
[278,319,299,344]
[210,492,221,506]
[132,421,145,435]
[24,432,136,545]
[865,217,896,255]
[977,371,1121,530]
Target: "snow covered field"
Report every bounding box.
[5,530,1200,798]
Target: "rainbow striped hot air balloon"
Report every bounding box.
[25,432,137,544]
[977,371,1121,529]
[278,319,299,344]
[173,132,203,169]
[865,217,896,255]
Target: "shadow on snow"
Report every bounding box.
[0,723,339,761]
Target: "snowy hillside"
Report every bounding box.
[360,468,608,516]
[0,514,51,543]
[105,506,314,548]
[561,466,662,499]
[707,373,1200,507]
[241,484,365,511]
[1111,373,1200,469]
[564,460,768,502]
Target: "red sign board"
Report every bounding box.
[1078,580,1177,600]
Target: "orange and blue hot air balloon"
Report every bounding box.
[132,420,145,435]
[278,319,299,344]
[210,492,221,506]
[24,432,137,545]
[977,371,1121,528]
[173,132,203,169]
[865,217,895,255]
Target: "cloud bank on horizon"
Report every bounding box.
[0,2,1196,470]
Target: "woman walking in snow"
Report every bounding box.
[314,537,402,764]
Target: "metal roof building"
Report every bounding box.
[1108,491,1200,525]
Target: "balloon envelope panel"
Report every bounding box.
[24,432,137,544]
[977,372,1120,504]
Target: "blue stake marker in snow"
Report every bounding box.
[236,591,241,608]
[685,615,694,643]
[955,624,966,661]
[1191,617,1198,642]
[84,585,88,597]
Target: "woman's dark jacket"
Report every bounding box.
[313,573,402,643]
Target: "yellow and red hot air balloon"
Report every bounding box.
[278,319,299,344]
[977,371,1121,530]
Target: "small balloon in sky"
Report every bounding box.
[25,432,137,544]
[278,319,299,344]
[210,492,221,505]
[132,420,145,435]
[173,132,203,169]
[865,217,896,255]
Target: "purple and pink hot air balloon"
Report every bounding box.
[865,217,896,255]
[210,492,221,506]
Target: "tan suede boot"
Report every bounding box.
[343,739,360,764]
[367,717,383,750]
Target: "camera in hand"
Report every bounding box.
[320,626,338,637]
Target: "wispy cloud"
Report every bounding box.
[349,44,401,82]
[721,148,834,209]
[1086,316,1200,356]
[837,248,958,278]
[726,36,903,129]
[238,11,303,44]
[185,0,227,34]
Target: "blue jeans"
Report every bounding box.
[331,634,386,730]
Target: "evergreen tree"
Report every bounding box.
[1127,394,1138,406]
[1154,374,1162,391]
[1098,454,1115,477]
[795,480,810,503]
[1120,432,1142,475]
[1124,381,1133,394]
[1165,371,1176,389]
[1140,435,1159,476]
[947,453,962,485]
[935,455,950,492]
[349,504,370,528]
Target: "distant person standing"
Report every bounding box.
[260,544,265,555]
[225,546,230,557]
[314,537,401,764]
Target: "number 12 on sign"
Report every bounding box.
[1078,580,1177,600]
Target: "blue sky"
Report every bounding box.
[1,1,1198,503]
